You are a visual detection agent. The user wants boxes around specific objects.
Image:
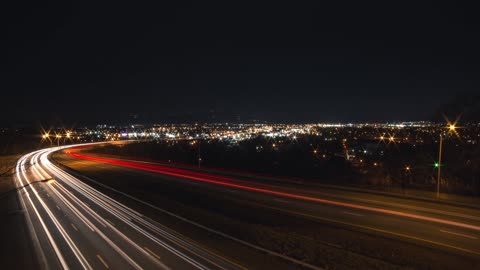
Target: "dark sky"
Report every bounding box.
[2,1,479,125]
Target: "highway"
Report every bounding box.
[15,145,251,270]
[16,143,480,269]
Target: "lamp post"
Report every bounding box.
[436,135,443,198]
[41,133,52,146]
[437,124,457,198]
[56,134,61,146]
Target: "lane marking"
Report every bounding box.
[46,193,50,198]
[105,218,115,226]
[252,202,480,256]
[440,230,478,240]
[274,198,290,203]
[71,223,78,231]
[47,176,144,270]
[97,254,109,269]
[56,204,61,211]
[343,211,364,217]
[356,197,480,221]
[144,246,161,260]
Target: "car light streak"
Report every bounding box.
[48,183,147,270]
[16,153,71,270]
[15,142,358,270]
[26,152,93,270]
[38,145,242,270]
[31,152,97,231]
[35,149,165,270]
[42,155,217,270]
[68,152,480,232]
[16,148,216,269]
[44,144,340,270]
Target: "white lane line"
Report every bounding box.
[71,223,78,231]
[46,193,50,198]
[343,211,364,217]
[274,198,290,203]
[97,254,109,269]
[144,247,161,260]
[49,184,97,231]
[440,230,478,240]
[56,204,61,211]
[48,183,144,270]
[105,218,115,226]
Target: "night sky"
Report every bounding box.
[2,2,479,125]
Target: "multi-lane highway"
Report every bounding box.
[16,143,480,269]
[15,145,253,270]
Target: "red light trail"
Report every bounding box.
[68,152,480,232]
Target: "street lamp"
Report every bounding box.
[436,134,443,198]
[44,133,52,146]
[56,134,62,146]
[436,123,457,198]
